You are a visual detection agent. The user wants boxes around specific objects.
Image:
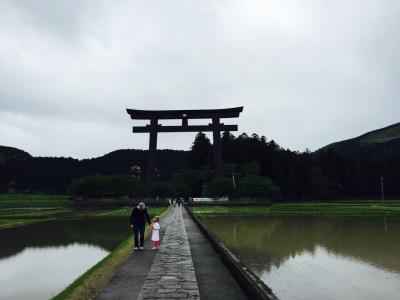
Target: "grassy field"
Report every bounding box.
[0,193,167,230]
[0,206,167,230]
[0,193,72,208]
[0,207,71,229]
[190,202,400,223]
[0,193,72,229]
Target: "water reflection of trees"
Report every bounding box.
[201,215,400,273]
[0,217,130,259]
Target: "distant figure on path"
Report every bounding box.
[151,216,160,250]
[130,202,151,250]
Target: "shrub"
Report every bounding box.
[202,176,234,197]
[152,180,189,198]
[67,175,146,198]
[236,175,281,197]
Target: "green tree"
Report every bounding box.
[202,176,234,197]
[236,175,281,197]
[152,180,189,198]
[67,175,146,198]
[172,167,213,196]
[240,161,261,176]
[189,132,212,169]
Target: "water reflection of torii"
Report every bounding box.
[126,107,244,186]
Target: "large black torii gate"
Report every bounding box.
[126,107,244,186]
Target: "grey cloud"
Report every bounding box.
[0,0,399,158]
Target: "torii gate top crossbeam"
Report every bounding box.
[126,106,243,186]
[126,106,243,120]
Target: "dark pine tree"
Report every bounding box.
[189,132,213,169]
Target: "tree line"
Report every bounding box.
[1,131,399,200]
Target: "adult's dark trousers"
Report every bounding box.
[133,223,145,247]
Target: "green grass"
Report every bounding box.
[361,125,400,144]
[0,193,169,230]
[190,202,400,223]
[0,193,72,208]
[0,208,69,218]
[190,205,272,215]
[0,207,71,230]
[0,218,45,229]
[0,204,168,230]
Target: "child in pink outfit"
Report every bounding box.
[151,216,160,249]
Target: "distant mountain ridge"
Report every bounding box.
[4,121,398,164]
[359,122,400,144]
[319,122,400,158]
[0,146,31,165]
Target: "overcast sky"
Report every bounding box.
[1,0,399,159]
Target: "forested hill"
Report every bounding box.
[320,122,400,158]
[0,146,31,165]
[1,122,399,199]
[313,122,400,199]
[0,148,189,193]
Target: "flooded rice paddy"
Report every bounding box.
[200,215,400,300]
[0,217,129,300]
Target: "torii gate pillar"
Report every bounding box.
[148,118,158,186]
[212,117,223,177]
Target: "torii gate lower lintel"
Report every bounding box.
[126,107,244,186]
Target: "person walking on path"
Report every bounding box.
[151,216,160,250]
[130,202,151,250]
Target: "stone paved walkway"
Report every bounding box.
[137,207,200,299]
[96,207,175,300]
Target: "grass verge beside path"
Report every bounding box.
[52,206,170,300]
[190,202,400,223]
